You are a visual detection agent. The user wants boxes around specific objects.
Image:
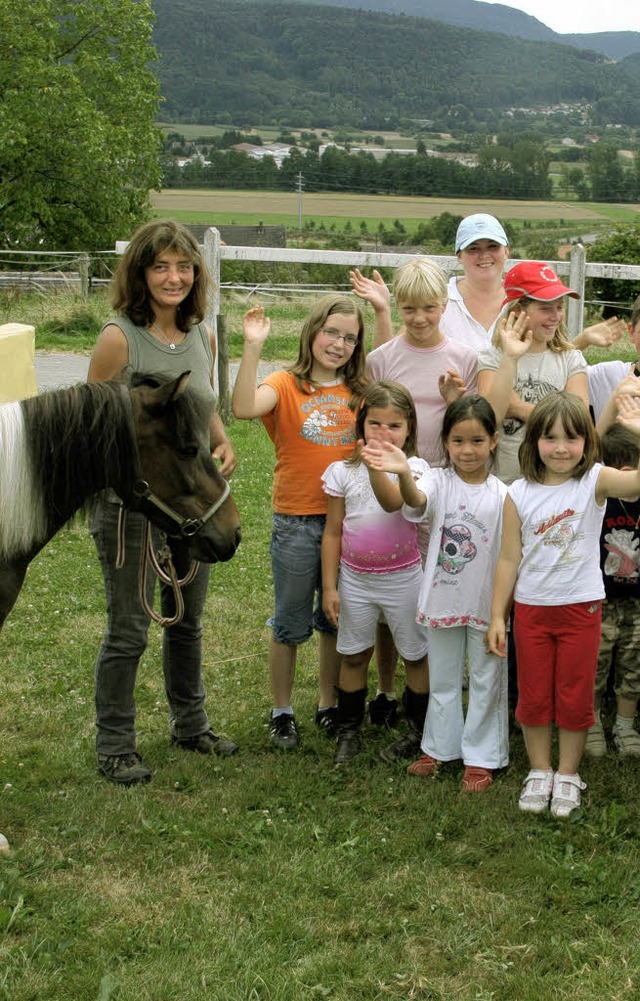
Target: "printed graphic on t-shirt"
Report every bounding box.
[503,374,556,437]
[603,528,640,581]
[299,394,355,448]
[438,524,477,574]
[531,507,581,567]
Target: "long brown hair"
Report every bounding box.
[518,392,599,484]
[288,294,368,397]
[111,219,211,332]
[349,380,418,465]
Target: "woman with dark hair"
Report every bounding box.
[88,219,237,786]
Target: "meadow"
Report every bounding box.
[2,217,640,997]
[150,189,640,235]
[2,416,640,1000]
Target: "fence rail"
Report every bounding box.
[202,232,640,342]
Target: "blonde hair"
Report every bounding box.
[492,297,573,354]
[288,294,368,397]
[518,392,599,484]
[393,258,447,308]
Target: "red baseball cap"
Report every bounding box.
[502,262,580,305]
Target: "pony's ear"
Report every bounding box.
[150,371,192,407]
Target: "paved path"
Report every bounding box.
[34,351,281,393]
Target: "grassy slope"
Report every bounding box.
[2,420,640,999]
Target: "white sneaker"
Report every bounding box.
[584,719,607,758]
[519,769,554,814]
[613,725,640,758]
[550,772,586,818]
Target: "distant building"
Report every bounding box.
[231,143,292,167]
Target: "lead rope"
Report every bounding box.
[115,505,199,627]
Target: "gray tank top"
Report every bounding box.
[106,316,216,423]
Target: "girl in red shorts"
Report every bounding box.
[487,390,640,818]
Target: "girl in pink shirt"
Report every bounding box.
[322,381,429,765]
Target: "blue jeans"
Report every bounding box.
[270,513,335,646]
[90,497,211,755]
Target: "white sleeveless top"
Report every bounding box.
[509,464,606,606]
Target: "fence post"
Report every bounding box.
[567,244,586,340]
[79,253,90,301]
[203,228,230,421]
[216,314,230,422]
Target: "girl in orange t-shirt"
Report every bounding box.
[232,294,368,749]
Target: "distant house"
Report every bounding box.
[231,142,292,167]
[185,223,287,248]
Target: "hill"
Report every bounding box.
[255,0,640,58]
[152,0,640,129]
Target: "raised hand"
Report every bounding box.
[349,268,391,312]
[439,368,467,404]
[579,316,627,349]
[616,393,640,436]
[360,440,409,474]
[497,311,533,359]
[242,305,271,345]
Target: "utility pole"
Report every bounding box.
[296,172,304,234]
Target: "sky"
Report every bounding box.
[484,0,639,36]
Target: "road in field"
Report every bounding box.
[151,189,631,221]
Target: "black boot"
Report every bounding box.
[334,687,367,765]
[380,687,429,762]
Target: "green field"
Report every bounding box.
[150,189,640,241]
[3,420,640,1000]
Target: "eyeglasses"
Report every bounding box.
[319,327,359,349]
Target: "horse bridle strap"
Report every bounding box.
[132,478,231,538]
[114,505,199,628]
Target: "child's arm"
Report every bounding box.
[231,306,278,419]
[321,496,345,629]
[349,268,394,348]
[485,496,522,658]
[573,316,627,351]
[597,395,640,503]
[479,312,533,424]
[361,442,427,511]
[595,370,639,435]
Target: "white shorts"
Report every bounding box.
[337,563,428,661]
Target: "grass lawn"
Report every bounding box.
[2,419,640,1000]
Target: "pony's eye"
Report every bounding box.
[178,445,198,460]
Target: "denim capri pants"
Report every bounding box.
[270,513,336,645]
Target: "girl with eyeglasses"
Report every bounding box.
[232,294,368,749]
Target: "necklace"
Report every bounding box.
[151,321,181,349]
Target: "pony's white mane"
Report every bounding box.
[0,402,47,558]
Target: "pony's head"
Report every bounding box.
[128,372,241,563]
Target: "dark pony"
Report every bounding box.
[0,371,240,628]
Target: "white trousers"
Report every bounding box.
[421,626,509,770]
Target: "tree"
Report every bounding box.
[0,0,161,251]
[586,221,640,313]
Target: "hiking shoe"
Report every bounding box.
[97,752,151,787]
[461,766,493,792]
[550,772,586,819]
[518,769,554,814]
[368,693,399,728]
[171,729,238,756]
[269,712,300,750]
[584,719,607,758]
[315,706,339,737]
[613,725,640,758]
[379,725,421,763]
[407,753,440,777]
[334,729,363,765]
